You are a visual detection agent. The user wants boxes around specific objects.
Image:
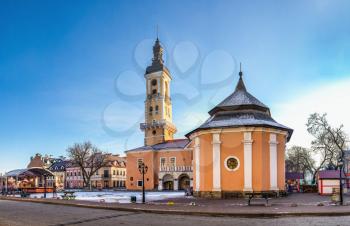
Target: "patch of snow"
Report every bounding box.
[30,191,186,203]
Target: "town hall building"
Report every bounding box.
[125,37,293,197]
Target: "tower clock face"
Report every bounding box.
[151,79,157,86]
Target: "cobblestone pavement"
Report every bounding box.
[3,193,350,216]
[0,200,350,226]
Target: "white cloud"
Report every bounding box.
[273,77,350,148]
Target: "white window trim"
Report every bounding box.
[224,156,240,172]
[169,157,176,166]
[137,180,143,187]
[160,157,166,167]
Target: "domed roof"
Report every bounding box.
[186,69,293,141]
[208,74,269,116]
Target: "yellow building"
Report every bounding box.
[90,155,126,189]
[140,38,177,146]
[126,38,193,191]
[186,69,293,198]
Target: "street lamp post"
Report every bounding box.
[338,156,344,205]
[44,175,47,199]
[138,162,148,204]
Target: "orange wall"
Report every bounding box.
[126,151,155,190]
[255,131,270,191]
[194,129,287,193]
[220,132,244,191]
[199,134,213,191]
[126,149,192,190]
[277,134,286,190]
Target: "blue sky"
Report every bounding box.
[1,0,350,173]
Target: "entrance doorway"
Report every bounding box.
[178,174,190,190]
[162,174,174,190]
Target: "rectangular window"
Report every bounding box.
[113,170,116,175]
[137,180,143,187]
[104,170,109,178]
[169,157,176,166]
[160,157,166,167]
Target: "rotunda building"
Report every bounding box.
[186,69,293,198]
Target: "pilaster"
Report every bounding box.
[269,133,279,190]
[212,133,221,191]
[243,132,253,192]
[194,137,200,192]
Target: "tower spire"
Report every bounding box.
[239,62,243,78]
[152,36,164,65]
[235,62,246,92]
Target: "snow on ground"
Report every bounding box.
[29,191,186,203]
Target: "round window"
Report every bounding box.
[225,156,240,171]
[151,79,157,86]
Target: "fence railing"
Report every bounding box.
[159,165,193,172]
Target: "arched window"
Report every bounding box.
[149,106,153,115]
[152,89,157,95]
[151,79,157,86]
[155,105,159,114]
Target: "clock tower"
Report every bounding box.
[140,38,177,146]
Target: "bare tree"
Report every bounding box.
[67,142,109,190]
[306,113,349,182]
[285,146,315,177]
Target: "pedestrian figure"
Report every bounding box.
[53,184,57,198]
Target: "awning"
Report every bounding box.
[4,168,54,178]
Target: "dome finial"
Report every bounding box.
[239,62,243,78]
[235,62,246,92]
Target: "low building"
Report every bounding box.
[65,165,83,189]
[186,69,293,198]
[91,155,127,189]
[27,153,57,169]
[318,170,345,195]
[126,139,193,191]
[0,174,5,192]
[48,160,72,191]
[2,168,55,193]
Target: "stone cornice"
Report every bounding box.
[189,127,288,140]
